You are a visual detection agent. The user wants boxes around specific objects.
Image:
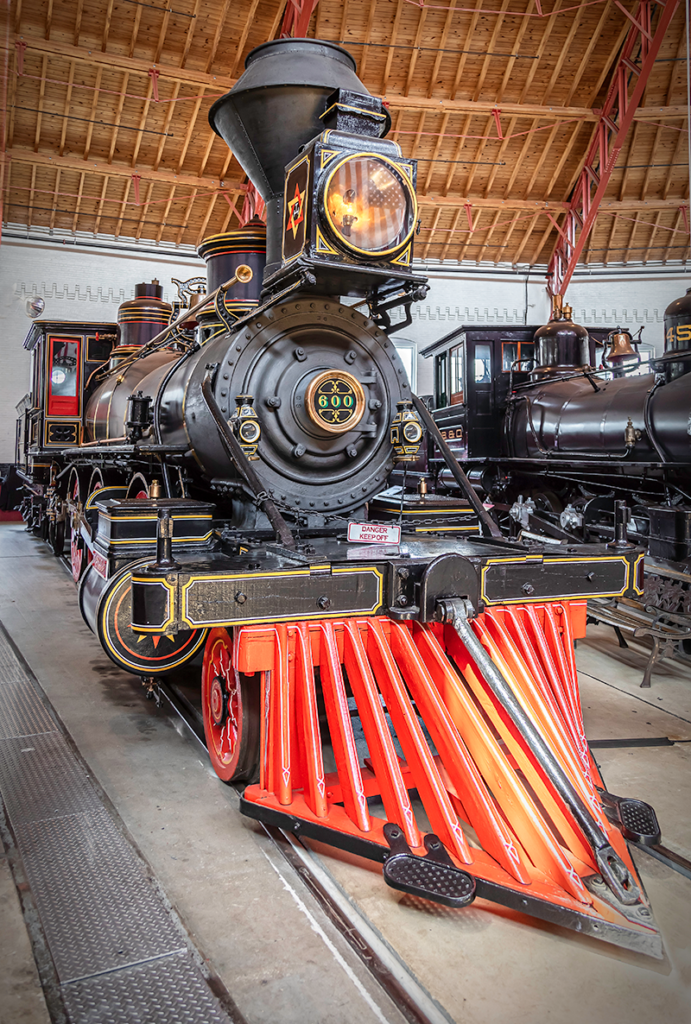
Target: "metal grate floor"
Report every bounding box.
[0,621,238,1024]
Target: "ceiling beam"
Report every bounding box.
[417,194,687,212]
[8,151,684,214]
[16,33,687,124]
[7,149,247,191]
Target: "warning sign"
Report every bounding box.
[347,522,401,545]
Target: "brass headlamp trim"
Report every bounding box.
[304,370,366,435]
[321,152,417,259]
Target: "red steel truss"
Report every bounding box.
[280,0,322,39]
[546,0,681,296]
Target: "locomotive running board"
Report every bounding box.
[235,605,663,959]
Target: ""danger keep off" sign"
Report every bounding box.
[347,522,401,545]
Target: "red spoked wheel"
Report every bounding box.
[201,628,260,783]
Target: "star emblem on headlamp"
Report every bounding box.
[287,182,306,239]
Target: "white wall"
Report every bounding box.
[566,269,691,356]
[0,235,205,461]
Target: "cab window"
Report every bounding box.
[473,343,492,383]
[502,340,534,372]
[47,337,80,416]
[450,344,464,404]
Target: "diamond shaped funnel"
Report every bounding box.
[209,39,371,272]
[209,38,368,201]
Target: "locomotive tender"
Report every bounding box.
[14,38,664,957]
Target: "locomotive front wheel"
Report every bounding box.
[201,628,259,783]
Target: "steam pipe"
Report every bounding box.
[440,598,641,907]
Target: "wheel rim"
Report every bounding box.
[202,629,242,781]
[127,474,149,499]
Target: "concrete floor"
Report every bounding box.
[1,521,690,1024]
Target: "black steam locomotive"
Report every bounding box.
[13,38,664,957]
[417,292,691,614]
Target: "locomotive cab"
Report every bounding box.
[17,320,117,483]
[423,326,539,462]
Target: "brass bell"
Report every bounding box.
[604,327,640,374]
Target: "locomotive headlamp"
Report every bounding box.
[323,155,416,256]
[304,370,366,435]
[274,88,428,306]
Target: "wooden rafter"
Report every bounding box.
[106,71,130,164]
[513,213,540,264]
[422,111,450,193]
[426,0,457,99]
[93,175,110,234]
[451,0,484,100]
[45,0,54,40]
[33,54,48,152]
[476,209,502,263]
[422,206,443,260]
[642,210,662,263]
[180,0,202,70]
[381,0,404,95]
[8,150,245,191]
[49,168,60,231]
[101,0,114,52]
[153,9,172,65]
[623,212,640,265]
[231,0,261,78]
[459,209,482,262]
[156,184,177,243]
[73,0,83,46]
[176,189,198,245]
[205,1,231,74]
[135,181,155,241]
[128,4,142,58]
[71,172,85,232]
[113,178,132,239]
[440,207,463,260]
[403,4,428,98]
[529,219,556,266]
[152,81,180,171]
[82,66,103,162]
[196,193,219,246]
[129,78,154,169]
[357,0,379,81]
[57,61,75,157]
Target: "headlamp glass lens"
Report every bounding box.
[326,157,412,253]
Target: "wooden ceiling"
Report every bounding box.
[2,0,689,268]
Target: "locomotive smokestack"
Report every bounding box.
[208,38,379,276]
